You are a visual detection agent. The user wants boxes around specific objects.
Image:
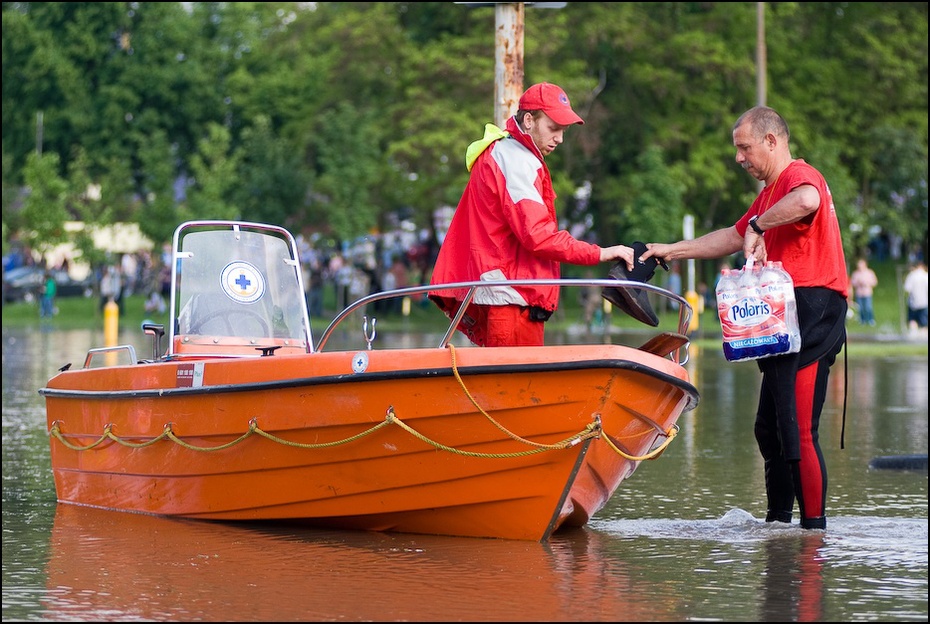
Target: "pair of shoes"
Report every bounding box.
[601,241,669,327]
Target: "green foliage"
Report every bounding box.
[186,123,242,220]
[232,115,311,229]
[1,2,926,265]
[603,145,687,244]
[20,152,70,255]
[311,102,384,240]
[135,129,183,247]
[865,125,929,259]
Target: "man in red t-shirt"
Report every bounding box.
[642,106,848,531]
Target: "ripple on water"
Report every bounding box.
[592,507,928,558]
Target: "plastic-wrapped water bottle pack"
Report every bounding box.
[716,257,800,362]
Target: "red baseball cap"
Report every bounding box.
[518,82,584,126]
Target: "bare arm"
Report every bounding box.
[743,184,821,263]
[640,227,743,263]
[643,184,821,264]
[750,185,821,231]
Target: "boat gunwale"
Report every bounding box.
[39,357,699,412]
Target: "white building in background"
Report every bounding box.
[44,222,154,280]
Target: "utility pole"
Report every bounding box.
[494,2,524,128]
[756,2,767,193]
[757,2,767,106]
[455,3,566,127]
[36,111,44,156]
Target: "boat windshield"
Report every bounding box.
[170,223,311,353]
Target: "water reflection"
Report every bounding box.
[760,532,825,622]
[43,506,685,622]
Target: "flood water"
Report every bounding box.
[2,326,927,622]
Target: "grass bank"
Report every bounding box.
[3,282,925,359]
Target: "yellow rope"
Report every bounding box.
[47,345,680,462]
[601,423,680,461]
[48,420,254,452]
[164,423,255,451]
[249,417,394,448]
[48,409,600,458]
[447,343,572,450]
[385,407,600,458]
[445,344,677,461]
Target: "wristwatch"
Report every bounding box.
[748,215,765,235]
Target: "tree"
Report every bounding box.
[19,151,70,261]
[185,123,242,220]
[2,2,926,268]
[863,125,929,260]
[309,102,384,241]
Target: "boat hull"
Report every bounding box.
[44,344,697,541]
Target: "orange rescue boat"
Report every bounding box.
[40,220,699,541]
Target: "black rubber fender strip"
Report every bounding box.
[868,454,928,471]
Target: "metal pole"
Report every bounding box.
[36,111,44,156]
[756,2,767,107]
[755,2,766,194]
[683,215,700,332]
[494,3,524,128]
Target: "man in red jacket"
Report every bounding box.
[429,83,634,346]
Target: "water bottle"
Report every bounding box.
[716,268,743,361]
[737,256,760,289]
[715,268,737,321]
[759,261,792,355]
[774,261,801,352]
[738,258,773,360]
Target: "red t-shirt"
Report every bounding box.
[736,159,848,297]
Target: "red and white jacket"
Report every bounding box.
[429,115,601,322]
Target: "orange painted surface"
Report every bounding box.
[44,343,697,541]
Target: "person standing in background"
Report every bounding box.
[39,270,57,317]
[849,258,878,326]
[641,105,848,531]
[120,252,138,296]
[903,260,928,335]
[99,265,123,313]
[664,261,682,311]
[385,258,410,314]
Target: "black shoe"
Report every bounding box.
[601,242,668,327]
[765,510,793,524]
[801,516,826,530]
